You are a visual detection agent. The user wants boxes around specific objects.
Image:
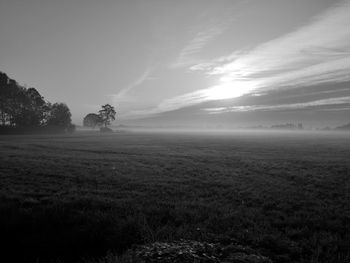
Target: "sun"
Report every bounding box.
[201,80,256,101]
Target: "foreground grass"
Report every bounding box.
[0,131,349,262]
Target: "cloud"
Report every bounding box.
[204,96,350,113]
[111,67,152,103]
[171,20,231,68]
[205,0,350,87]
[157,80,257,112]
[159,1,350,112]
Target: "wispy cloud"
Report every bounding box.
[204,96,350,114]
[159,1,350,112]
[112,67,152,103]
[157,80,257,112]
[205,0,350,86]
[208,1,350,85]
[171,20,231,68]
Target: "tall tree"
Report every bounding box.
[0,72,46,127]
[13,88,46,127]
[0,71,75,133]
[0,72,11,125]
[46,103,72,131]
[98,104,116,127]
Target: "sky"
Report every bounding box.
[1,0,350,128]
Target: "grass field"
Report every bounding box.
[0,130,349,262]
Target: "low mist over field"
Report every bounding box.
[1,0,350,263]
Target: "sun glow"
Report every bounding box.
[201,80,257,100]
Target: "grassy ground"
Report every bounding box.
[0,130,349,262]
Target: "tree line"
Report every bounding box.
[0,71,74,134]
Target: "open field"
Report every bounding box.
[0,130,350,262]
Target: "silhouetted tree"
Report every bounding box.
[0,72,12,125]
[98,104,116,127]
[0,71,74,133]
[45,103,72,131]
[12,88,46,127]
[1,72,46,127]
[83,113,102,129]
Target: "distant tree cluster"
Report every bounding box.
[83,104,116,132]
[271,123,303,130]
[0,71,74,133]
[335,123,350,130]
